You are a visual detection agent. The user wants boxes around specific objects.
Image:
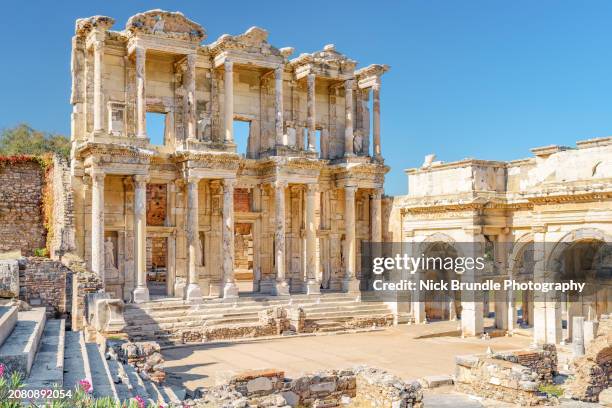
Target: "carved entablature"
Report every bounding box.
[332,162,388,189]
[208,26,288,69]
[355,64,389,89]
[289,44,357,80]
[125,9,205,42]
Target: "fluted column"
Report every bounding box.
[185,53,197,142]
[92,40,104,134]
[132,175,149,303]
[305,184,320,294]
[275,66,285,146]
[91,171,105,279]
[224,60,234,143]
[135,46,147,138]
[373,80,382,160]
[273,180,290,296]
[306,73,316,151]
[343,185,359,292]
[185,177,202,302]
[222,178,239,298]
[344,79,354,157]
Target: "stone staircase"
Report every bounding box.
[124,292,394,346]
[0,305,183,405]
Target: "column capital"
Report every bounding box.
[344,78,355,90]
[372,78,381,91]
[223,178,237,190]
[275,65,284,78]
[134,45,146,58]
[306,183,318,195]
[133,174,149,185]
[274,180,288,190]
[91,170,105,183]
[345,185,358,195]
[224,59,233,72]
[307,73,315,86]
[370,189,383,200]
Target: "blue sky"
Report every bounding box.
[2,1,612,195]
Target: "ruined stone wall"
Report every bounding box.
[50,155,76,259]
[19,257,72,318]
[0,159,46,256]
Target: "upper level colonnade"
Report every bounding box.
[71,10,389,162]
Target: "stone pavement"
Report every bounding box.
[162,320,532,390]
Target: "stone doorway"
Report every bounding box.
[234,222,254,292]
[147,236,168,297]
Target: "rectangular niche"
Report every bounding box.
[107,102,126,136]
[146,184,167,226]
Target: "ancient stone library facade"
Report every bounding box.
[69,10,388,304]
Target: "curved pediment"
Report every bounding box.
[125,9,206,43]
[289,44,357,78]
[209,26,284,58]
[75,15,115,37]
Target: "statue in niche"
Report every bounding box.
[197,234,204,267]
[197,113,211,141]
[104,237,118,272]
[353,130,364,155]
[152,16,165,34]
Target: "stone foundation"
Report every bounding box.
[197,366,422,407]
[454,345,558,406]
[18,257,72,319]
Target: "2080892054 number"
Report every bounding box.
[8,389,73,399]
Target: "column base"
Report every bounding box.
[306,280,321,295]
[273,280,290,296]
[223,282,239,299]
[342,278,360,293]
[132,286,150,304]
[186,283,203,303]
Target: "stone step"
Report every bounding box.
[105,354,132,401]
[0,305,18,348]
[27,319,65,390]
[0,307,46,376]
[306,310,391,320]
[122,361,152,403]
[85,342,118,400]
[63,331,92,393]
[123,298,362,318]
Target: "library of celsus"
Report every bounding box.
[69,10,388,303]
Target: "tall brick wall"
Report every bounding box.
[0,159,46,255]
[50,156,75,258]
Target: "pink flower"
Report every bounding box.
[134,395,146,408]
[79,379,92,393]
[0,363,5,377]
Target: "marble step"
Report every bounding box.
[0,307,46,376]
[105,353,132,401]
[85,342,118,400]
[122,361,152,403]
[0,305,18,348]
[62,331,93,393]
[27,319,65,390]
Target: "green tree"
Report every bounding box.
[0,124,70,158]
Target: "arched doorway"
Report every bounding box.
[421,241,461,321]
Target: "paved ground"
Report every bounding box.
[162,320,532,391]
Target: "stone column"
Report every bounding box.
[91,171,105,279]
[224,60,234,143]
[185,177,203,302]
[572,315,585,356]
[343,185,359,292]
[132,175,149,303]
[344,79,354,157]
[460,237,484,337]
[275,66,285,146]
[370,190,382,243]
[412,269,426,323]
[222,178,239,298]
[305,183,320,294]
[273,180,290,296]
[306,73,316,151]
[507,287,515,332]
[92,40,104,134]
[135,46,147,138]
[185,53,197,142]
[373,80,382,160]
